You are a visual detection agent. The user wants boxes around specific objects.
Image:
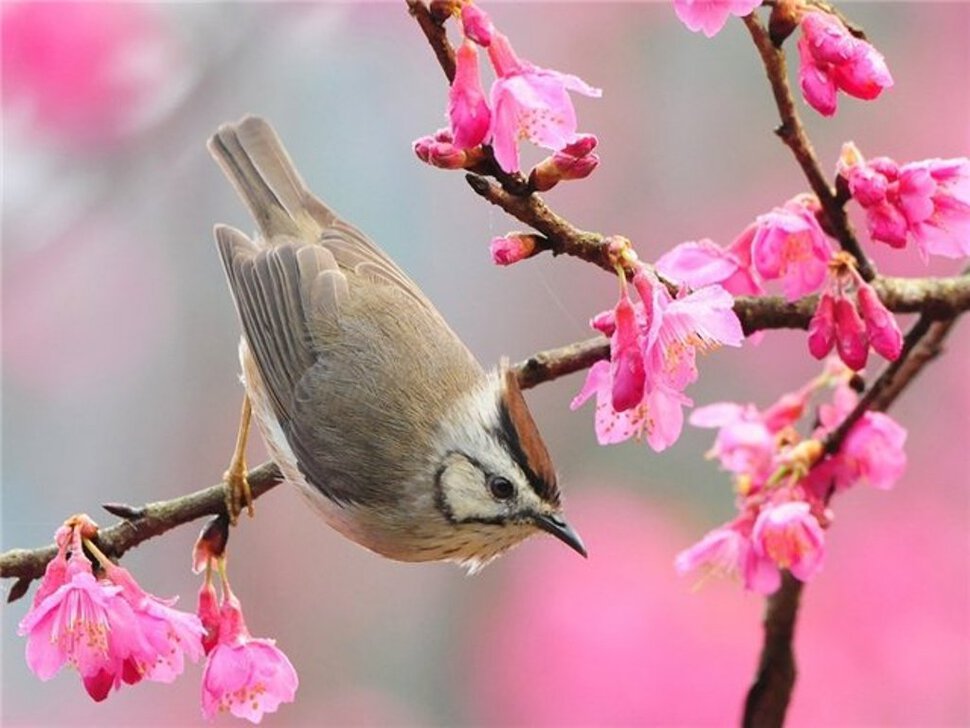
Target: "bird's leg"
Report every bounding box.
[223,394,255,524]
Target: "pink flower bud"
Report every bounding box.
[610,289,646,412]
[798,11,893,116]
[530,134,600,191]
[833,296,869,370]
[460,3,494,46]
[490,234,537,266]
[807,291,836,359]
[590,309,616,337]
[856,282,902,361]
[449,41,490,149]
[413,130,478,169]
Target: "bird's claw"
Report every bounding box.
[223,465,254,525]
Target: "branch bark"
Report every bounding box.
[742,12,875,281]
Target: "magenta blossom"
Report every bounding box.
[642,278,745,392]
[449,41,491,149]
[752,501,826,583]
[201,592,298,723]
[486,31,601,173]
[104,563,205,683]
[675,520,782,594]
[572,268,742,452]
[18,534,147,701]
[672,0,762,39]
[839,143,970,259]
[751,195,833,302]
[19,517,205,701]
[571,360,691,452]
[655,235,764,297]
[797,11,893,116]
[837,412,907,491]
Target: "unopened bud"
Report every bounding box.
[193,514,230,574]
[529,134,600,191]
[461,3,494,46]
[413,130,485,169]
[490,234,539,266]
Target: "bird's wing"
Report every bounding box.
[208,114,434,312]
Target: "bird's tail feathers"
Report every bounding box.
[208,115,337,240]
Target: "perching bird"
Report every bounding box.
[208,116,584,572]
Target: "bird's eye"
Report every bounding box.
[488,476,515,501]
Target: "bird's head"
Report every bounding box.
[430,362,586,572]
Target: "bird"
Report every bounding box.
[208,115,585,572]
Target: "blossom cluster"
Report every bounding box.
[676,362,907,593]
[571,251,744,452]
[414,1,601,180]
[17,515,206,702]
[17,515,297,723]
[673,2,893,117]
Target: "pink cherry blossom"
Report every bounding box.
[201,593,298,723]
[644,281,744,392]
[18,554,146,701]
[751,501,826,583]
[675,521,780,594]
[570,360,691,452]
[856,282,902,361]
[486,32,601,173]
[104,563,205,683]
[840,144,970,258]
[655,235,764,297]
[690,403,776,483]
[489,234,537,266]
[751,196,833,301]
[449,41,491,149]
[672,0,762,39]
[797,11,893,117]
[461,3,494,46]
[837,412,907,490]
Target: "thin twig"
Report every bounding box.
[742,13,875,281]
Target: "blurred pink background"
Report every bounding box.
[2,2,968,726]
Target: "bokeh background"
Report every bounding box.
[2,2,968,726]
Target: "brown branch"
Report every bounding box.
[2,341,610,601]
[406,0,455,83]
[742,310,962,726]
[742,13,875,281]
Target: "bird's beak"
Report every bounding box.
[532,513,587,558]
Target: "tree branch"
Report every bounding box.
[742,12,875,281]
[1,340,610,600]
[742,309,962,726]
